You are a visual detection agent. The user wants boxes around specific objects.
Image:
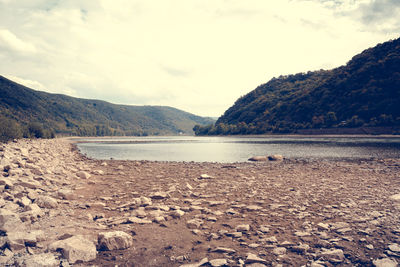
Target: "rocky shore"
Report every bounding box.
[0,138,399,266]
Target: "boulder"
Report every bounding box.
[150,191,168,199]
[245,253,268,264]
[0,209,22,232]
[186,219,204,229]
[49,235,97,264]
[35,196,58,209]
[235,224,250,232]
[98,231,133,251]
[319,249,345,263]
[58,189,75,200]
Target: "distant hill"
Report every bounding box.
[194,37,400,135]
[0,75,214,138]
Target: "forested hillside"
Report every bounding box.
[0,76,214,141]
[194,37,400,135]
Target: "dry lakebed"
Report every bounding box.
[0,138,399,266]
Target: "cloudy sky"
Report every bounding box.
[0,0,398,117]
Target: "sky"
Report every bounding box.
[0,0,399,117]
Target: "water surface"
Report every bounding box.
[75,136,400,163]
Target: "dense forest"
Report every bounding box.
[194,37,400,135]
[0,76,214,142]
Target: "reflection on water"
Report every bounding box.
[75,136,400,163]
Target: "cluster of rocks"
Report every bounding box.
[0,139,135,265]
[1,138,400,266]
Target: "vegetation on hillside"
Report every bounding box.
[0,76,214,141]
[194,37,400,135]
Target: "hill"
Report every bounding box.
[194,37,400,135]
[0,75,214,140]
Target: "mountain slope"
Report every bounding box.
[195,37,400,135]
[0,76,214,136]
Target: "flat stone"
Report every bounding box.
[76,171,91,179]
[58,189,75,200]
[273,247,287,255]
[14,253,59,267]
[319,249,345,263]
[0,209,21,232]
[150,192,168,199]
[199,174,213,180]
[245,253,267,264]
[179,258,208,267]
[170,210,185,218]
[209,258,227,267]
[373,258,398,267]
[246,205,262,211]
[187,218,204,229]
[388,243,400,253]
[98,231,133,251]
[211,247,236,254]
[268,154,284,161]
[49,235,97,264]
[389,194,400,201]
[126,217,152,224]
[236,224,250,232]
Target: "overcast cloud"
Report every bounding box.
[0,0,398,117]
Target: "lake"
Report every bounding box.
[74,136,400,163]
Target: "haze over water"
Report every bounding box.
[76,136,400,163]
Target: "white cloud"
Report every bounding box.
[0,29,36,53]
[0,0,398,117]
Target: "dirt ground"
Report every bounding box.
[71,149,400,266]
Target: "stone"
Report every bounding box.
[268,154,284,161]
[76,171,91,179]
[273,247,287,255]
[17,196,31,207]
[199,174,213,180]
[373,258,398,267]
[236,224,250,232]
[170,210,185,218]
[248,156,268,162]
[98,231,133,251]
[14,253,59,267]
[209,258,227,267]
[388,243,400,252]
[245,253,267,264]
[317,222,330,230]
[126,217,152,224]
[150,191,168,199]
[211,247,236,254]
[58,189,75,200]
[20,203,44,222]
[319,249,345,263]
[49,235,97,264]
[140,196,152,206]
[187,219,204,229]
[389,194,400,201]
[179,258,208,267]
[35,196,58,209]
[0,209,21,232]
[246,205,262,211]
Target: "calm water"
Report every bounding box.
[75,136,400,163]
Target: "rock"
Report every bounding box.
[140,196,152,206]
[126,217,152,224]
[389,194,400,201]
[179,258,208,267]
[246,205,262,211]
[211,247,236,254]
[35,196,58,209]
[0,209,21,232]
[235,224,250,232]
[170,210,185,218]
[209,258,227,267]
[317,222,330,230]
[273,247,287,255]
[98,231,133,251]
[150,191,168,199]
[259,225,270,233]
[16,196,31,207]
[245,253,267,264]
[319,248,345,263]
[373,258,398,267]
[248,156,268,162]
[58,189,75,200]
[20,203,44,222]
[388,243,400,253]
[199,174,213,180]
[268,154,284,161]
[14,253,59,267]
[76,171,91,179]
[7,230,44,251]
[186,219,204,229]
[49,235,97,264]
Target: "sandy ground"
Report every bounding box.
[0,138,399,267]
